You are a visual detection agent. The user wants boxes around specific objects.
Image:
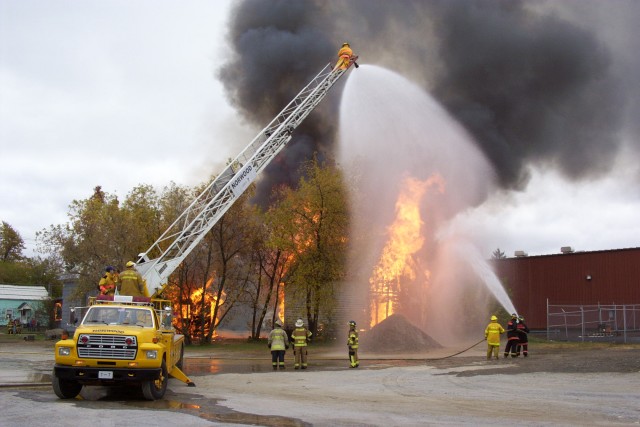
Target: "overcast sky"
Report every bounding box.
[1,0,638,259]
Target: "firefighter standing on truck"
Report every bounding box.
[484,315,505,360]
[291,318,312,370]
[119,261,147,297]
[98,266,118,296]
[268,319,289,370]
[348,320,360,368]
[504,313,520,358]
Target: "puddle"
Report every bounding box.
[183,357,423,375]
[124,393,311,427]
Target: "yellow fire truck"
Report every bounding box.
[53,295,194,400]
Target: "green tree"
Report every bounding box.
[269,158,349,337]
[37,185,162,298]
[0,221,25,261]
[492,248,507,259]
[244,209,295,340]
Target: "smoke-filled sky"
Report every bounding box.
[1,0,639,258]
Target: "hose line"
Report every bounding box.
[425,338,486,361]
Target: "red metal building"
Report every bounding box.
[492,247,640,329]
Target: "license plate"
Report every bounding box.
[98,371,113,379]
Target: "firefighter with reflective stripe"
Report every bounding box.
[516,315,530,357]
[334,42,353,70]
[484,315,505,360]
[504,313,520,358]
[98,266,117,296]
[348,320,359,368]
[291,318,312,369]
[268,319,289,370]
[119,261,147,297]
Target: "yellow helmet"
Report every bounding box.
[490,315,498,321]
[342,42,350,47]
[126,261,135,267]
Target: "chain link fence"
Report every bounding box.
[547,300,640,343]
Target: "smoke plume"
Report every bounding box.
[219,0,639,196]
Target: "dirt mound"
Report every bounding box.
[361,314,442,352]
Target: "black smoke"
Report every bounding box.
[219,0,639,198]
[219,0,337,205]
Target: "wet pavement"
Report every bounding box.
[0,340,489,426]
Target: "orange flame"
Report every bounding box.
[369,174,444,327]
[277,282,285,324]
[177,279,225,339]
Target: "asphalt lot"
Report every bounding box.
[1,339,639,426]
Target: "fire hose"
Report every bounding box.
[425,338,486,361]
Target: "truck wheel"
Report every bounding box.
[52,376,82,399]
[176,344,184,370]
[141,360,167,400]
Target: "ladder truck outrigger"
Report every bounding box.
[53,48,358,400]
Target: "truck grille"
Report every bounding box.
[77,334,138,360]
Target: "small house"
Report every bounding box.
[0,284,49,330]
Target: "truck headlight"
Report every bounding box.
[58,347,71,356]
[145,350,158,359]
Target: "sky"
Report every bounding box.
[1,0,639,259]
[0,0,252,255]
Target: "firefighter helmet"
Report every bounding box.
[295,318,304,328]
[105,266,114,272]
[126,261,136,267]
[490,315,498,321]
[519,316,525,321]
[342,42,350,47]
[349,320,356,327]
[511,313,517,318]
[274,319,282,327]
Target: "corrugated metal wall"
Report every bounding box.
[492,248,640,329]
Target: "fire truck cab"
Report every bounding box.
[53,295,194,400]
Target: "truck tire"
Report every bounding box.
[141,360,167,400]
[52,375,82,399]
[176,344,184,370]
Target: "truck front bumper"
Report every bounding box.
[54,365,161,384]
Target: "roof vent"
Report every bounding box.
[514,250,528,257]
[560,246,574,254]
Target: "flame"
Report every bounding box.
[170,278,226,339]
[369,174,445,327]
[277,282,285,324]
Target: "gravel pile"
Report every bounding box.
[361,313,442,352]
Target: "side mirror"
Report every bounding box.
[70,308,77,325]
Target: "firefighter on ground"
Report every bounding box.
[119,261,147,297]
[516,315,530,357]
[348,320,360,368]
[98,266,118,296]
[291,318,312,369]
[334,42,353,70]
[484,315,505,360]
[504,313,520,358]
[268,319,289,370]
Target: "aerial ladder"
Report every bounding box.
[135,50,359,296]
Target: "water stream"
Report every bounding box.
[338,65,517,343]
